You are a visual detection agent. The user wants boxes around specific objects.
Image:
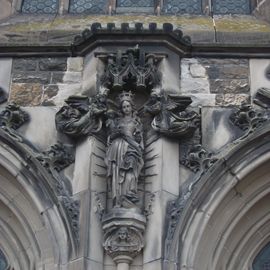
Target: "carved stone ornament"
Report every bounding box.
[254,87,270,108]
[102,208,146,264]
[0,103,29,130]
[55,94,107,137]
[181,144,218,173]
[95,46,166,91]
[105,91,144,208]
[144,89,199,138]
[36,142,75,172]
[230,103,268,135]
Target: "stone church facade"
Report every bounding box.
[0,1,270,270]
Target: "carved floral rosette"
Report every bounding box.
[102,208,146,264]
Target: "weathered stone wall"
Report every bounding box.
[10,57,83,106]
[181,58,250,106]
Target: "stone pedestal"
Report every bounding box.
[102,208,146,270]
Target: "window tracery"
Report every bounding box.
[20,0,252,15]
[213,0,251,14]
[69,0,107,14]
[117,0,154,7]
[162,0,202,14]
[21,0,59,13]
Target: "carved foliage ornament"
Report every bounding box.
[36,142,75,172]
[181,144,218,173]
[0,103,29,130]
[230,103,268,136]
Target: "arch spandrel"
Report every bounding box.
[165,123,270,270]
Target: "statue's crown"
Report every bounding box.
[118,91,134,104]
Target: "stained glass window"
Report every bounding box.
[162,0,202,15]
[213,0,250,14]
[253,242,270,270]
[0,250,8,270]
[69,0,107,14]
[117,0,154,7]
[21,0,59,13]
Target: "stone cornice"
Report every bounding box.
[0,22,270,58]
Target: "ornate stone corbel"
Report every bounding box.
[102,208,146,270]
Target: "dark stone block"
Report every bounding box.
[51,72,65,84]
[39,58,67,71]
[210,79,250,94]
[207,65,248,80]
[12,72,50,84]
[13,58,38,71]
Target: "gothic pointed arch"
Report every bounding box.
[0,129,77,270]
[165,123,270,270]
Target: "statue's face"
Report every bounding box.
[121,101,132,116]
[118,228,128,240]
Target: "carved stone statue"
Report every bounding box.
[145,89,199,138]
[55,94,107,137]
[105,92,144,208]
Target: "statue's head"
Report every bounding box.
[118,91,135,116]
[118,227,129,241]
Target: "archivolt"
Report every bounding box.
[166,123,270,270]
[0,129,75,270]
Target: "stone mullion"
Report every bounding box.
[59,0,70,14]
